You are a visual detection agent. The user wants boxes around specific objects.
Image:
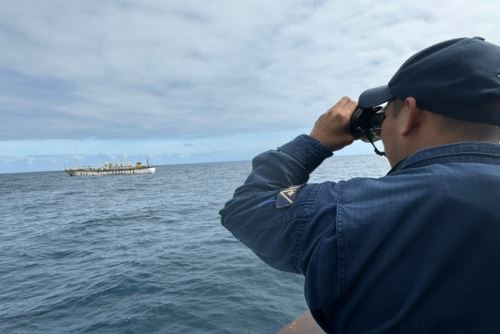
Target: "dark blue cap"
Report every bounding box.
[358,37,500,125]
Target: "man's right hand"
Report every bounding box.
[309,96,357,152]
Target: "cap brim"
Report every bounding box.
[358,85,395,108]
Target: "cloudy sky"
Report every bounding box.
[1,0,499,173]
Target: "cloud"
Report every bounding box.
[1,0,499,172]
[1,0,499,141]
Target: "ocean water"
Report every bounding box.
[0,155,389,334]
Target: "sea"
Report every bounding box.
[0,155,389,334]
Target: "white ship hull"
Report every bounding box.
[65,167,156,176]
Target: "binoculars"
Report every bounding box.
[349,105,385,142]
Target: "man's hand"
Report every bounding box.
[310,96,357,152]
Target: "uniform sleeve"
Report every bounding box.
[219,135,335,273]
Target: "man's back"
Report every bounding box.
[322,142,500,332]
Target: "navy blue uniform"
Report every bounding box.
[220,135,500,333]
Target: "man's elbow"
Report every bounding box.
[219,197,246,228]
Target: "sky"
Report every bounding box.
[1,0,500,173]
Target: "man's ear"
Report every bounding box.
[400,97,422,136]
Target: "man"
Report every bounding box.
[220,37,500,333]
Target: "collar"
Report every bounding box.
[388,141,500,174]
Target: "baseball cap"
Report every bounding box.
[358,37,500,126]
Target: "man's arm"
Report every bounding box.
[220,134,332,272]
[220,97,358,273]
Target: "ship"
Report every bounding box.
[64,161,156,176]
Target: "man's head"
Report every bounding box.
[358,37,500,166]
[381,98,500,166]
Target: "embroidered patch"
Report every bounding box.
[275,184,304,208]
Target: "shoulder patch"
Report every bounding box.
[276,184,304,208]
